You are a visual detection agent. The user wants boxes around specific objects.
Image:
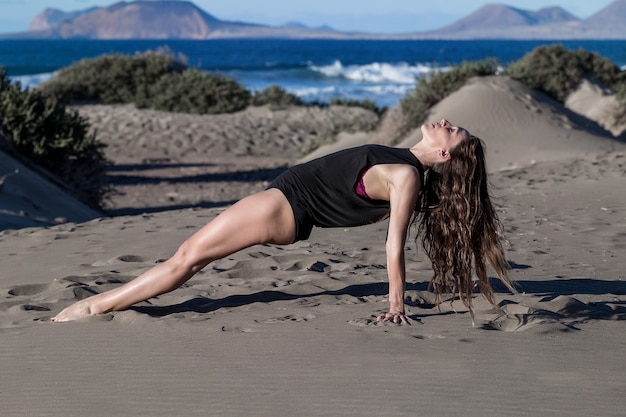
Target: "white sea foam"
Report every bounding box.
[290,86,338,98]
[360,85,414,95]
[288,84,409,107]
[311,60,432,84]
[10,72,55,89]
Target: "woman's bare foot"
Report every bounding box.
[51,299,102,322]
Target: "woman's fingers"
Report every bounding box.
[376,311,411,325]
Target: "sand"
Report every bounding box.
[0,149,102,229]
[1,75,625,417]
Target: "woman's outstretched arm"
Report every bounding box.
[367,164,421,325]
[51,189,296,322]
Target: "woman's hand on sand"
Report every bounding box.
[377,311,411,325]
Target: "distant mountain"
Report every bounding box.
[16,0,354,40]
[437,4,579,32]
[534,6,581,24]
[281,22,335,32]
[5,0,626,40]
[33,1,259,39]
[28,7,101,31]
[585,0,626,28]
[424,1,626,39]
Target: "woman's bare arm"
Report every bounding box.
[365,164,421,324]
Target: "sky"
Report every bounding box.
[0,0,619,34]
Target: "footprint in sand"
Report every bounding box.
[1,282,58,326]
[220,325,257,333]
[15,304,50,312]
[247,251,272,259]
[7,283,50,296]
[91,254,148,266]
[0,299,44,313]
[0,274,133,327]
[347,317,379,326]
[263,313,317,323]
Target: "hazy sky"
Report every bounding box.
[0,0,618,34]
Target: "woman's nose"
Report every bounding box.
[440,119,448,126]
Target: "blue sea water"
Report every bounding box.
[1,39,625,107]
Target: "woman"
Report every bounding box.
[51,119,514,324]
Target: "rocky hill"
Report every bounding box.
[33,1,259,39]
[10,0,626,39]
[424,0,626,39]
[28,7,101,31]
[438,4,579,32]
[585,0,626,28]
[19,0,354,40]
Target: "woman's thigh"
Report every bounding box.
[180,189,296,265]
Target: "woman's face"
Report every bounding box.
[421,119,470,151]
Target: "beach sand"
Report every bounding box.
[1,76,625,416]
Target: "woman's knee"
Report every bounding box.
[170,239,211,275]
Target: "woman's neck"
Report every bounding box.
[409,142,438,169]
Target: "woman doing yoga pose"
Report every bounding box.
[51,119,514,324]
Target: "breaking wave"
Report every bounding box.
[310,60,433,84]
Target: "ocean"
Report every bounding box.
[1,39,625,107]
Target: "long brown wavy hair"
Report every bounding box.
[415,136,515,321]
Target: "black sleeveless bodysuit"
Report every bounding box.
[267,144,424,241]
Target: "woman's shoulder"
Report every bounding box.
[374,163,422,181]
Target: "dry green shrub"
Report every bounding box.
[251,85,303,108]
[505,44,626,102]
[39,51,252,115]
[0,68,108,208]
[38,52,185,104]
[135,69,250,114]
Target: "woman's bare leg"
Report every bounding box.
[51,189,296,322]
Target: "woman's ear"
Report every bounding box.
[439,149,451,161]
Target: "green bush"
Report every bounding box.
[401,59,498,129]
[505,44,626,102]
[251,84,303,107]
[0,68,108,208]
[39,52,252,115]
[135,69,251,114]
[38,52,186,104]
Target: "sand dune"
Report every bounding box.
[76,103,379,215]
[398,76,625,170]
[1,75,625,417]
[565,78,626,137]
[0,149,101,229]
